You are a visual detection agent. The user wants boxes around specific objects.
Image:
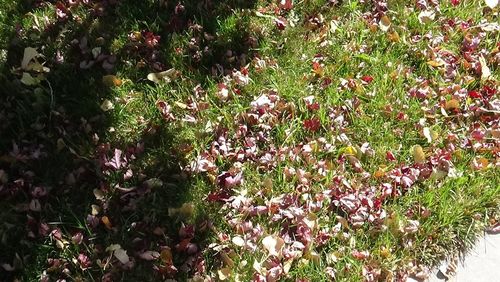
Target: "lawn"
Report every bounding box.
[0,0,499,281]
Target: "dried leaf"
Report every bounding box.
[101,216,112,229]
[160,248,173,264]
[479,56,491,81]
[100,99,114,111]
[418,10,435,24]
[427,60,444,67]
[404,220,420,234]
[114,248,130,264]
[232,236,245,247]
[423,127,433,143]
[262,235,285,257]
[139,251,160,261]
[445,99,460,111]
[147,68,177,84]
[220,251,235,267]
[21,47,39,69]
[93,189,105,201]
[303,213,318,231]
[412,145,425,163]
[102,75,122,87]
[20,73,38,86]
[218,267,231,280]
[379,15,391,32]
[1,263,15,271]
[388,31,400,42]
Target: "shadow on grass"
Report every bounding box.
[0,0,256,280]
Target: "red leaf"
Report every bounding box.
[451,0,460,6]
[361,75,374,84]
[308,102,320,111]
[468,90,481,99]
[279,0,293,11]
[275,17,287,30]
[386,151,397,162]
[303,118,321,132]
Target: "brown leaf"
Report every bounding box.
[445,99,460,111]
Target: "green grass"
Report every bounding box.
[0,0,499,281]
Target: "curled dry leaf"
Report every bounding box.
[147,68,178,84]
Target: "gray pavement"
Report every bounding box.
[426,233,500,282]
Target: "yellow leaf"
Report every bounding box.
[220,251,235,267]
[102,75,122,87]
[427,60,444,67]
[178,202,194,218]
[412,145,426,163]
[218,267,231,280]
[160,247,173,264]
[380,246,391,258]
[344,146,358,156]
[374,169,385,178]
[91,204,100,216]
[175,101,187,109]
[388,31,400,42]
[305,250,320,265]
